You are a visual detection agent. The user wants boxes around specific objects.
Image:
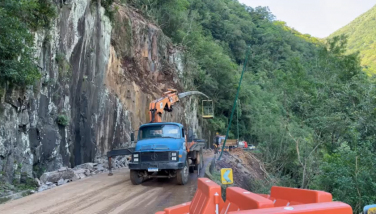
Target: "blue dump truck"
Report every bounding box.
[107,90,211,185]
[129,122,205,185]
[107,122,205,185]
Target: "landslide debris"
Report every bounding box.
[37,156,129,192]
[214,149,275,192]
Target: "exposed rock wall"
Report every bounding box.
[0,0,202,182]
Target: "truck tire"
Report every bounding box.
[130,170,143,185]
[176,160,189,185]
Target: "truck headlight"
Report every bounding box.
[134,158,139,162]
[172,157,176,161]
[171,152,177,157]
[133,154,138,158]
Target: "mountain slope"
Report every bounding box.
[330,5,376,75]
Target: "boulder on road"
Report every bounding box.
[40,171,61,184]
[72,173,80,182]
[35,178,41,187]
[74,163,96,171]
[78,173,86,179]
[40,168,74,184]
[38,184,49,192]
[61,168,75,180]
[84,169,91,176]
[94,164,105,172]
[57,178,67,186]
[58,167,68,172]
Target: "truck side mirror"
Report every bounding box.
[131,132,135,142]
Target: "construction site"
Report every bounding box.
[1,0,376,213]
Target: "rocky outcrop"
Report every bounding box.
[0,0,202,183]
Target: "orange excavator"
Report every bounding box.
[148,89,210,123]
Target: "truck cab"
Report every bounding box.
[128,122,190,185]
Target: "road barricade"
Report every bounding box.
[264,186,332,206]
[232,202,352,214]
[220,187,274,213]
[155,179,352,214]
[156,178,224,214]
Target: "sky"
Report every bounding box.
[238,0,375,38]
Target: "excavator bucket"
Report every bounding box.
[202,100,214,119]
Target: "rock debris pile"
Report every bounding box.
[37,156,129,192]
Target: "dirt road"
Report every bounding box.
[0,157,212,214]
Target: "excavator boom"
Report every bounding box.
[149,89,208,123]
[178,91,209,99]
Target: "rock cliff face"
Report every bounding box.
[0,0,202,182]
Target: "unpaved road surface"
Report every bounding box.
[0,157,212,214]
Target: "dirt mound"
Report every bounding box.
[215,150,274,191]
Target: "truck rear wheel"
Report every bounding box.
[176,160,189,185]
[130,170,143,185]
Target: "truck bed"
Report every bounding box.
[188,139,206,151]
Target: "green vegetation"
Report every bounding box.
[102,0,116,21]
[0,196,11,204]
[126,0,376,212]
[32,165,46,179]
[330,5,376,75]
[0,0,55,86]
[0,170,37,203]
[57,114,69,126]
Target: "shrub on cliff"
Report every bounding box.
[57,114,69,126]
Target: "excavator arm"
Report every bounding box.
[149,89,208,123]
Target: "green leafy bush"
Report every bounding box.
[0,0,55,87]
[312,143,376,213]
[57,114,69,126]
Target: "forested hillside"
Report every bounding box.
[126,0,376,212]
[330,5,376,75]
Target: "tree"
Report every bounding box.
[0,0,55,86]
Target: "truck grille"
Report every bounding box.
[140,152,169,162]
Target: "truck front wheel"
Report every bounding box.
[130,170,144,185]
[176,160,189,185]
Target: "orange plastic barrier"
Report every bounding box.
[156,179,352,214]
[190,178,224,214]
[156,202,190,214]
[228,202,352,214]
[220,187,274,214]
[155,178,224,214]
[261,186,333,206]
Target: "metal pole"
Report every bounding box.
[218,46,251,160]
[237,99,239,140]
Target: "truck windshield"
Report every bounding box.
[139,125,180,140]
